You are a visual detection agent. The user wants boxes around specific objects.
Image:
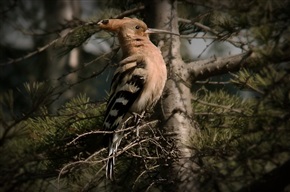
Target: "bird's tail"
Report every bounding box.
[106,156,114,180]
[106,133,123,180]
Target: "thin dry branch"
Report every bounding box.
[58,137,152,187]
[58,117,162,190]
[113,5,145,19]
[133,164,160,190]
[1,39,59,66]
[80,164,106,192]
[0,5,145,66]
[192,96,246,114]
[66,119,158,146]
[195,80,231,85]
[57,148,107,191]
[178,18,246,49]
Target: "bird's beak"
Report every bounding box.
[145,28,180,36]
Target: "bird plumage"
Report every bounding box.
[98,17,167,180]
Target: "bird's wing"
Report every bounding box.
[103,57,147,131]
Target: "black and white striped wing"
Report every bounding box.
[104,58,146,179]
[103,60,146,131]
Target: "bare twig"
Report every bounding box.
[192,96,246,114]
[1,5,145,66]
[180,34,220,40]
[58,137,152,185]
[56,47,120,81]
[133,164,160,190]
[230,72,265,95]
[145,181,156,192]
[195,80,231,85]
[178,18,246,49]
[1,39,59,66]
[57,148,106,191]
[80,164,106,192]
[113,5,145,19]
[66,119,158,146]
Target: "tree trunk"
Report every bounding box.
[145,0,200,191]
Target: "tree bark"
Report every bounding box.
[188,52,252,81]
[146,1,200,191]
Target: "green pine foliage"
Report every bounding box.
[0,87,106,191]
[188,1,290,190]
[192,63,290,191]
[27,94,104,164]
[0,84,166,191]
[1,0,290,191]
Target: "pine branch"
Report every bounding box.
[0,5,145,66]
[178,18,245,49]
[113,5,145,19]
[192,96,246,114]
[66,120,158,146]
[0,38,59,66]
[187,51,252,81]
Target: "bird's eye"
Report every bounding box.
[101,19,109,25]
[135,25,140,29]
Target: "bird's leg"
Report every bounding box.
[132,111,146,137]
[131,111,145,156]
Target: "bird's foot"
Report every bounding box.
[132,111,145,137]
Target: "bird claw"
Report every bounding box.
[132,111,145,137]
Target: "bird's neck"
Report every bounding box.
[118,35,152,58]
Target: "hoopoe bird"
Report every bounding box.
[98,17,173,180]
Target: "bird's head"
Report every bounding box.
[98,17,149,37]
[98,17,179,38]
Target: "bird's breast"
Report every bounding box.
[130,48,167,113]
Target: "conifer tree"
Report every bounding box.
[0,0,289,191]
